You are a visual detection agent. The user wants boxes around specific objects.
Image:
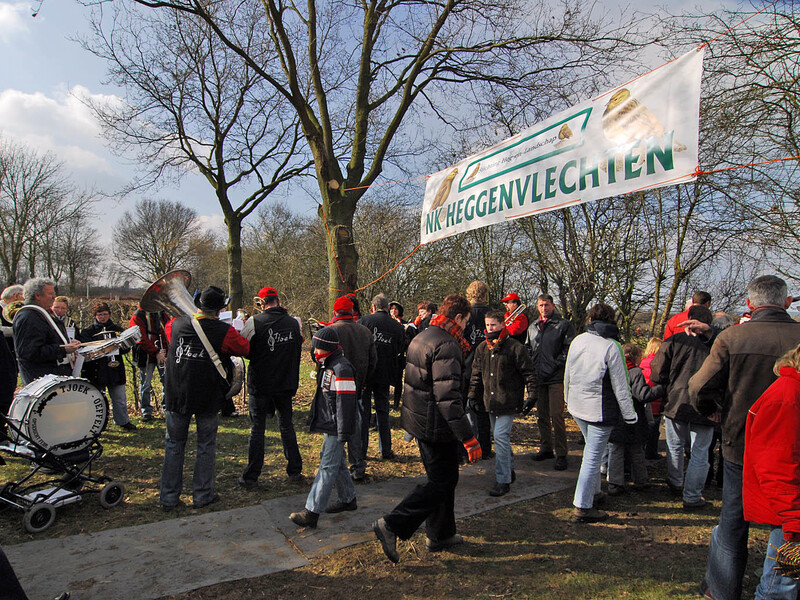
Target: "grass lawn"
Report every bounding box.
[0,354,772,598]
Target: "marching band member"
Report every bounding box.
[501,292,529,344]
[51,295,79,340]
[13,278,80,385]
[79,302,137,431]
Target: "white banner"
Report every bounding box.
[420,47,705,243]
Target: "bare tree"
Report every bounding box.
[114,197,214,282]
[123,0,647,307]
[83,3,309,308]
[0,137,95,284]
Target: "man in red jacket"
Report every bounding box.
[663,291,711,339]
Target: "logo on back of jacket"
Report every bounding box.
[372,328,394,345]
[267,327,294,352]
[174,337,206,363]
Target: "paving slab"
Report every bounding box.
[7,453,577,600]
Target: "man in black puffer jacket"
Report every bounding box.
[239,287,304,486]
[373,294,482,563]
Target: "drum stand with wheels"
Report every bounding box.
[0,416,125,534]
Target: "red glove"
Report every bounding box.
[463,437,482,463]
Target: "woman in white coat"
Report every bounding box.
[564,303,637,523]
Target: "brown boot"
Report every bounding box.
[289,508,319,528]
[573,507,608,523]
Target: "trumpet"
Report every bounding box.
[505,304,527,327]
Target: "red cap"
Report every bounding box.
[333,296,354,314]
[258,287,279,299]
[501,292,521,303]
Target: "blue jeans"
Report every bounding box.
[104,383,130,426]
[756,527,799,599]
[306,433,356,514]
[573,417,613,509]
[360,383,393,457]
[490,414,515,484]
[160,411,219,507]
[664,418,713,503]
[139,361,164,417]
[704,459,748,600]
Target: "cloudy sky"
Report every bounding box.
[0,1,235,240]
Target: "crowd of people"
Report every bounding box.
[1,274,800,599]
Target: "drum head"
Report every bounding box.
[11,375,108,454]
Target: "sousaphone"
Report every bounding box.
[140,270,244,400]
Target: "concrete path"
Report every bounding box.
[7,455,577,600]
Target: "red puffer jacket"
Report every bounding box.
[743,366,800,542]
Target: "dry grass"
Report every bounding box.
[1,355,772,598]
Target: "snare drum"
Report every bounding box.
[77,325,141,362]
[7,375,108,454]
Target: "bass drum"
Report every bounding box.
[8,375,108,455]
[225,356,246,401]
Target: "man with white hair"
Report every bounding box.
[13,278,80,385]
[689,275,800,600]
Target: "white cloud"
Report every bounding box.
[196,213,227,235]
[0,85,124,174]
[0,3,29,44]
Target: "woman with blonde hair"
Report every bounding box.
[640,337,664,459]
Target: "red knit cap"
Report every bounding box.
[333,296,354,314]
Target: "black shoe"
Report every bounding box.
[193,493,220,509]
[237,476,258,489]
[426,533,463,552]
[683,498,710,511]
[288,473,305,483]
[381,451,397,460]
[608,484,626,496]
[667,481,683,496]
[326,498,358,513]
[593,491,607,508]
[53,594,70,600]
[121,422,137,431]
[162,500,186,512]
[290,508,319,528]
[554,456,568,471]
[141,414,153,423]
[489,482,510,497]
[373,518,399,562]
[531,449,555,461]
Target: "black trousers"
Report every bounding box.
[383,438,460,542]
[0,544,29,600]
[242,393,302,479]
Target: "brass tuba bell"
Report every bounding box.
[139,270,195,318]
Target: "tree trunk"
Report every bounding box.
[320,185,359,311]
[225,214,244,313]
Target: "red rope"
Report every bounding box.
[698,1,777,50]
[696,155,799,176]
[330,244,427,293]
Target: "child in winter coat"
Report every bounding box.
[289,326,358,529]
[468,310,537,497]
[607,344,665,495]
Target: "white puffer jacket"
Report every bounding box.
[564,322,637,426]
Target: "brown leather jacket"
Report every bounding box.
[689,306,800,465]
